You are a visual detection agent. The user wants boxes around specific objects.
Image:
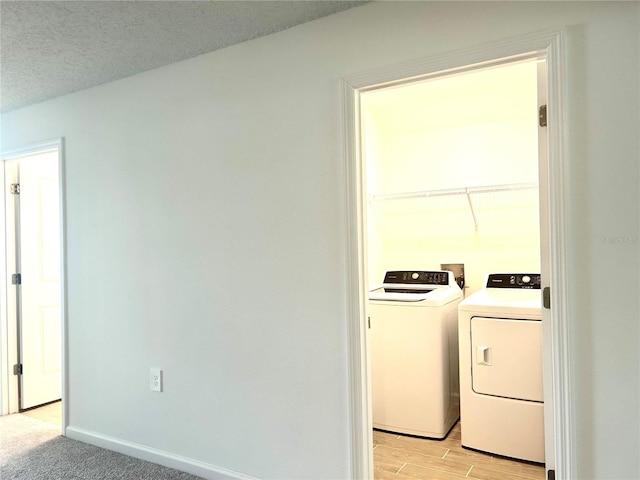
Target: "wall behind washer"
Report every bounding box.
[363,60,541,292]
[1,2,638,479]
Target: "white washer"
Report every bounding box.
[368,270,463,438]
[458,273,544,463]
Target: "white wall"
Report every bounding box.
[364,114,386,287]
[1,2,638,479]
[363,60,541,292]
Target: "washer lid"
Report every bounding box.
[369,285,435,302]
[369,284,462,304]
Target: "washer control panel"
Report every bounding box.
[486,273,541,289]
[383,271,450,286]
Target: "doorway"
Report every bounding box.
[364,56,547,474]
[1,139,66,432]
[342,30,572,480]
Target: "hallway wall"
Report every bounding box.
[1,2,638,478]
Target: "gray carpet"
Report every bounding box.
[0,414,204,479]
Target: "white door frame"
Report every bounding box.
[342,30,573,479]
[1,138,67,434]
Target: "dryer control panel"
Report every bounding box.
[486,273,541,289]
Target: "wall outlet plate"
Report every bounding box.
[150,367,162,392]
[441,263,465,289]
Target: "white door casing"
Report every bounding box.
[342,29,571,479]
[1,162,19,414]
[537,56,557,474]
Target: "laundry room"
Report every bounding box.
[363,58,548,476]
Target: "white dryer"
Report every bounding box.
[458,273,544,463]
[369,270,463,439]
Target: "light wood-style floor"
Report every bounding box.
[374,423,545,480]
[20,400,62,426]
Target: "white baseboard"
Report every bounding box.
[65,426,258,480]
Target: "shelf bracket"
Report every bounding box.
[465,188,479,231]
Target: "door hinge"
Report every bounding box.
[547,469,556,480]
[13,364,23,375]
[539,105,547,127]
[11,273,22,285]
[543,286,551,309]
[10,183,20,195]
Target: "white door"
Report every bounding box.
[16,151,62,410]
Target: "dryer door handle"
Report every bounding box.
[477,346,492,366]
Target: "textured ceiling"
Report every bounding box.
[0,0,367,113]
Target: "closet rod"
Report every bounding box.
[368,182,537,202]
